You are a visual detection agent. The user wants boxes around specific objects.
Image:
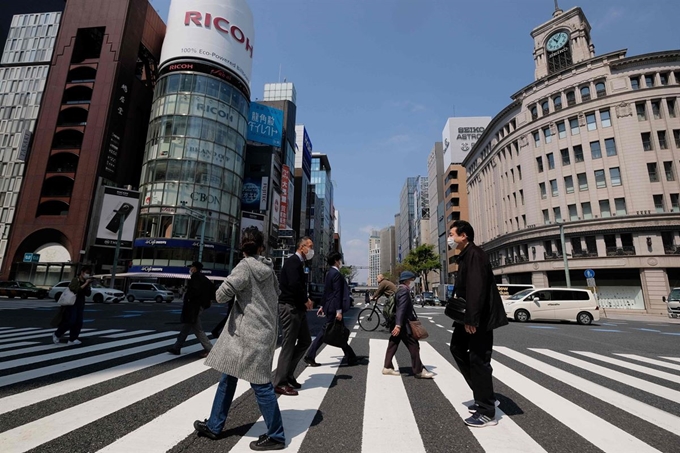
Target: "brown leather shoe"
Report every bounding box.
[274,385,298,396]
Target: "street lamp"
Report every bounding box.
[559,221,571,287]
[179,201,207,263]
[110,211,126,289]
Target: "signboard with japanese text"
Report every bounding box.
[280,165,290,229]
[272,190,281,229]
[247,102,283,147]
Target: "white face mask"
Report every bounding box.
[305,248,315,260]
[83,274,91,279]
[447,237,456,248]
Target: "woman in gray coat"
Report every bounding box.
[193,229,285,451]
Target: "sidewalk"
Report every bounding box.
[601,310,680,324]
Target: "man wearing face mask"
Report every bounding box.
[273,237,315,396]
[52,266,93,346]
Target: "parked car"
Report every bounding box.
[0,281,47,299]
[48,280,125,304]
[421,291,436,306]
[504,287,599,325]
[126,282,174,303]
[663,287,680,318]
[497,284,535,300]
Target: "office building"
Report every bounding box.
[398,176,418,259]
[379,225,396,277]
[368,229,380,286]
[309,152,334,283]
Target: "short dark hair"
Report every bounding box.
[326,252,343,266]
[452,220,475,243]
[241,227,264,256]
[296,236,312,250]
[80,266,92,274]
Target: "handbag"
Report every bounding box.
[408,309,429,340]
[57,288,77,306]
[445,296,467,324]
[323,319,350,347]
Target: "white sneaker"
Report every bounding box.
[414,370,434,379]
[67,339,82,346]
[52,333,60,344]
[382,367,400,376]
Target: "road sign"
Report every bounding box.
[586,277,596,287]
[23,253,40,263]
[584,269,595,278]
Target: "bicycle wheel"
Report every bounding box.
[359,307,380,331]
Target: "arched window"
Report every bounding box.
[530,105,538,120]
[57,107,88,126]
[67,66,96,83]
[41,176,74,197]
[52,129,83,149]
[580,86,591,101]
[46,152,79,173]
[37,200,70,216]
[595,81,606,97]
[541,101,550,116]
[553,95,562,111]
[566,91,576,106]
[62,86,92,104]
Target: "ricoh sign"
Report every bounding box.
[160,0,254,88]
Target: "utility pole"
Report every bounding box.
[559,222,571,287]
[110,212,125,289]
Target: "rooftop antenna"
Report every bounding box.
[278,64,282,82]
[553,0,563,17]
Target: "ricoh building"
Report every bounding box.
[131,0,254,278]
[464,6,680,315]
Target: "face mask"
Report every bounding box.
[447,237,456,248]
[83,274,91,279]
[305,249,315,260]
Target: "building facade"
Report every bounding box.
[464,5,680,314]
[309,152,334,283]
[413,175,429,247]
[427,142,447,289]
[443,164,469,281]
[294,124,312,238]
[368,229,380,286]
[379,225,396,278]
[398,176,418,260]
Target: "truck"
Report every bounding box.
[663,287,680,318]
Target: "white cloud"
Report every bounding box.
[593,7,625,30]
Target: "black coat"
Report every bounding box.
[322,268,350,318]
[393,284,417,334]
[278,254,308,310]
[455,242,508,331]
[181,272,214,324]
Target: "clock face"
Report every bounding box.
[546,31,569,52]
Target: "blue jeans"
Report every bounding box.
[207,374,285,443]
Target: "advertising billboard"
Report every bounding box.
[247,102,283,147]
[240,211,265,238]
[271,190,281,229]
[441,117,491,166]
[280,165,290,229]
[160,0,254,88]
[241,176,268,212]
[95,187,141,248]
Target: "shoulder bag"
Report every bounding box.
[445,296,466,324]
[58,287,77,306]
[408,309,429,340]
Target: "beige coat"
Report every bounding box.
[204,256,281,384]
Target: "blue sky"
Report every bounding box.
[151,0,680,282]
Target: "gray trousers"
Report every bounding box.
[173,308,213,352]
[273,303,311,387]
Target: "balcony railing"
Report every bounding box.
[543,252,562,260]
[606,246,636,256]
[664,246,680,255]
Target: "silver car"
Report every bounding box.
[126,282,175,303]
[48,281,125,304]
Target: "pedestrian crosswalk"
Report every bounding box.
[0,326,679,452]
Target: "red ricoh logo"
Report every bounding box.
[184,11,253,58]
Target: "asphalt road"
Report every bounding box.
[0,297,679,453]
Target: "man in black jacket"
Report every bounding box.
[168,261,214,357]
[448,220,508,428]
[273,237,314,396]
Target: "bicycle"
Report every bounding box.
[358,299,386,331]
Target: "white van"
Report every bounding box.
[663,288,680,318]
[126,283,175,303]
[504,287,599,325]
[497,284,535,300]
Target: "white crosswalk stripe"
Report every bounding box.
[0,327,678,452]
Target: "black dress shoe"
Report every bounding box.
[274,385,298,396]
[287,378,301,389]
[304,356,320,367]
[167,348,180,355]
[193,419,218,440]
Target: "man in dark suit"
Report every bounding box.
[273,237,314,396]
[169,261,215,358]
[305,252,359,366]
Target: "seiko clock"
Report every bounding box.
[546,31,569,52]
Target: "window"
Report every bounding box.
[642,132,653,151]
[630,76,640,90]
[569,117,580,135]
[550,179,558,197]
[610,167,622,186]
[520,189,524,205]
[547,153,555,169]
[561,148,570,165]
[536,156,544,173]
[658,130,668,149]
[573,145,584,162]
[533,131,540,147]
[605,138,617,156]
[541,100,550,116]
[539,182,547,199]
[595,81,606,97]
[580,86,591,101]
[599,200,611,217]
[586,113,597,131]
[636,102,647,121]
[647,162,659,182]
[517,165,522,180]
[566,91,576,106]
[652,100,662,119]
[554,95,562,111]
[543,209,550,224]
[645,74,655,88]
[671,193,680,212]
[564,175,574,193]
[557,121,566,139]
[590,141,602,159]
[600,109,611,128]
[653,194,665,213]
[660,73,669,86]
[614,198,627,216]
[530,105,538,120]
[543,127,552,144]
[594,169,607,188]
[668,99,676,118]
[578,172,588,191]
[553,207,562,223]
[568,204,578,221]
[582,202,592,219]
[675,130,680,148]
[664,161,675,181]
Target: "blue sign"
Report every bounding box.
[247,103,283,147]
[23,253,40,263]
[241,177,263,211]
[584,269,595,278]
[302,128,313,179]
[133,238,229,253]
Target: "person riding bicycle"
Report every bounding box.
[371,274,396,303]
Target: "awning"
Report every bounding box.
[95,272,228,281]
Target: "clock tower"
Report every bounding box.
[531,2,595,80]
